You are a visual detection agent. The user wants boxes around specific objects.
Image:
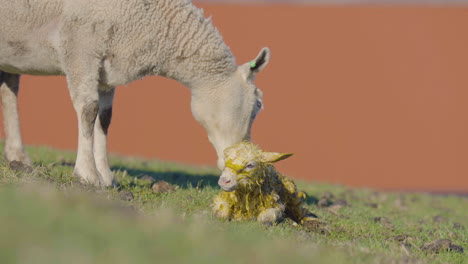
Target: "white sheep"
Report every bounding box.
[0,0,270,186]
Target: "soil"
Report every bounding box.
[152,181,176,193]
[139,175,156,185]
[432,215,447,223]
[302,218,329,234]
[119,190,134,201]
[9,161,33,173]
[374,217,396,231]
[422,239,464,254]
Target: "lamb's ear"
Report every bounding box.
[241,47,271,80]
[261,152,293,163]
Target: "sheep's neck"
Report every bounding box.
[155,1,237,86]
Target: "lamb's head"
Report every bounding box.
[191,48,270,170]
[218,141,293,192]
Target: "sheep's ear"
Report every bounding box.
[250,47,270,73]
[261,152,293,163]
[240,47,271,80]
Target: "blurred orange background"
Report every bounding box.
[1,4,467,192]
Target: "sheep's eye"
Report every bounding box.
[244,163,256,171]
[256,100,263,110]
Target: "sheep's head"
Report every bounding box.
[218,141,293,192]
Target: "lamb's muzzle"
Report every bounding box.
[218,167,238,191]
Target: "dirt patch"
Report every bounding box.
[139,175,156,185]
[317,192,335,208]
[119,190,134,201]
[432,215,447,223]
[9,161,33,173]
[453,223,464,230]
[422,239,464,254]
[365,203,379,208]
[374,217,395,231]
[302,218,329,234]
[152,181,176,193]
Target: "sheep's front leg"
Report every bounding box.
[67,79,102,186]
[0,72,31,166]
[213,194,232,220]
[93,88,116,187]
[257,204,285,225]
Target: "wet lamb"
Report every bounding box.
[213,141,317,225]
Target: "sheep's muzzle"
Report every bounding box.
[218,167,238,192]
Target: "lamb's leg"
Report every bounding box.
[0,72,31,165]
[67,77,102,186]
[93,88,115,187]
[257,203,285,225]
[213,194,232,220]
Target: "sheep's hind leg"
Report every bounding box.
[93,87,116,187]
[0,72,31,166]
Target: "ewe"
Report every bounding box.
[213,141,317,225]
[0,0,269,187]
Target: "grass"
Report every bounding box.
[0,143,466,264]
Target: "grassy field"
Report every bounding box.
[0,144,466,264]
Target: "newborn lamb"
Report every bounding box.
[213,141,317,225]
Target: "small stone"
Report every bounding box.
[152,181,176,193]
[302,218,329,234]
[59,161,75,167]
[422,239,452,253]
[393,234,407,242]
[422,239,465,254]
[374,217,395,231]
[449,244,464,253]
[9,161,33,173]
[321,192,334,200]
[365,203,379,208]
[433,215,447,223]
[139,175,155,184]
[119,190,134,201]
[317,198,332,208]
[333,199,348,207]
[327,204,343,215]
[453,223,464,230]
[448,232,458,240]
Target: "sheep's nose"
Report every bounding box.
[218,176,234,187]
[218,176,228,185]
[218,168,237,192]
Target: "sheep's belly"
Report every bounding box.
[0,41,63,76]
[0,63,63,76]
